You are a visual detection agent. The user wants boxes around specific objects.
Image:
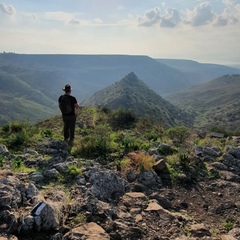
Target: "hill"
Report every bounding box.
[0,66,59,125]
[165,74,240,132]
[82,72,193,127]
[156,58,240,85]
[0,53,239,125]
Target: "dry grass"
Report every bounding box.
[120,151,155,175]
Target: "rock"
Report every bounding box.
[43,168,60,179]
[138,170,162,189]
[227,146,240,159]
[210,132,225,138]
[148,148,159,156]
[21,215,35,232]
[0,181,21,210]
[124,192,147,200]
[24,148,39,155]
[149,192,171,209]
[145,199,163,211]
[29,172,44,183]
[54,161,73,174]
[145,199,176,222]
[220,235,238,240]
[63,222,110,240]
[23,201,63,232]
[0,235,18,240]
[0,144,9,154]
[153,159,167,173]
[126,171,137,182]
[229,227,240,238]
[18,182,39,202]
[221,171,240,182]
[210,162,228,171]
[89,168,127,202]
[194,146,222,158]
[189,223,211,237]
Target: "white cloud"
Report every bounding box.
[0,3,16,15]
[138,7,181,28]
[138,7,161,27]
[160,8,181,28]
[137,1,240,28]
[214,8,238,26]
[185,2,215,26]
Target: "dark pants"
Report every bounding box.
[62,115,76,141]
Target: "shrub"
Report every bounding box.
[41,129,53,137]
[223,220,234,232]
[144,131,158,141]
[11,157,35,173]
[165,126,191,146]
[1,121,39,150]
[121,152,155,174]
[73,124,113,159]
[109,108,136,130]
[67,165,82,176]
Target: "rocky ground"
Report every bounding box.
[0,137,240,240]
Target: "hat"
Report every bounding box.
[62,84,72,92]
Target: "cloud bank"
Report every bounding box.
[138,1,240,28]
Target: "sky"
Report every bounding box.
[0,0,240,65]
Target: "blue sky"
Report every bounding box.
[0,0,240,65]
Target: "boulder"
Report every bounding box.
[88,168,127,202]
[63,222,110,240]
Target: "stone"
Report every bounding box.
[43,168,60,179]
[63,222,110,240]
[189,223,211,237]
[29,172,44,183]
[220,235,237,240]
[153,159,167,173]
[0,144,9,154]
[138,170,162,189]
[89,168,127,202]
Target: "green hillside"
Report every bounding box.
[82,72,193,128]
[165,74,240,131]
[0,66,59,125]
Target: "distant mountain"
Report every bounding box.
[0,53,192,99]
[156,59,240,85]
[82,72,193,127]
[165,74,240,131]
[0,53,239,125]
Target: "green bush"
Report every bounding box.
[67,165,82,176]
[41,129,53,137]
[73,124,113,159]
[165,126,191,146]
[223,220,234,232]
[0,121,40,150]
[109,108,136,130]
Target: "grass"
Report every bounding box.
[120,152,155,176]
[11,157,36,173]
[0,106,233,185]
[223,220,234,232]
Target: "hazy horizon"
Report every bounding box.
[1,0,240,65]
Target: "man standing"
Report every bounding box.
[58,84,80,144]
